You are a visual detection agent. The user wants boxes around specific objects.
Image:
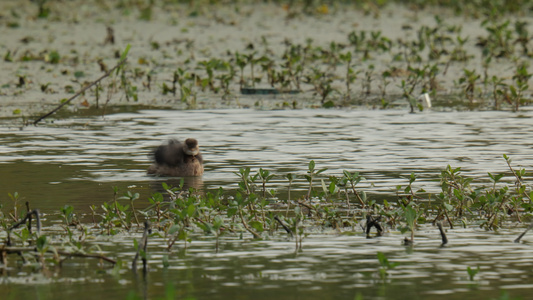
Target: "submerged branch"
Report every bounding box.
[437,222,448,245]
[274,216,293,237]
[514,221,533,243]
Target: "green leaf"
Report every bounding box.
[466,266,480,281]
[321,179,328,194]
[443,203,454,211]
[322,100,335,108]
[177,229,188,241]
[453,188,463,200]
[308,160,315,172]
[168,224,180,235]
[404,205,417,228]
[227,206,238,218]
[343,170,352,179]
[213,216,223,229]
[186,204,196,217]
[377,251,387,267]
[286,173,293,181]
[249,220,264,233]
[328,181,337,194]
[316,168,328,175]
[36,235,48,251]
[120,44,131,61]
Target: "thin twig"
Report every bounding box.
[443,208,454,229]
[238,208,261,239]
[514,221,533,243]
[505,158,532,202]
[33,58,127,125]
[9,209,40,235]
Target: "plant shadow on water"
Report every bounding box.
[2,108,533,299]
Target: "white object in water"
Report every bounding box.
[418,93,432,108]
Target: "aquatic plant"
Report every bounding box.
[400,66,427,113]
[467,266,480,281]
[510,62,532,111]
[285,173,294,216]
[458,69,481,105]
[377,251,399,280]
[480,19,514,59]
[339,51,357,101]
[120,191,141,227]
[308,67,336,106]
[174,68,196,104]
[490,75,508,110]
[7,191,21,221]
[304,160,327,200]
[9,1,533,118]
[437,165,475,225]
[3,152,533,292]
[60,205,77,227]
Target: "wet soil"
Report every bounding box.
[1,1,527,121]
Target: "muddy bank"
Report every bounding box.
[0,1,531,121]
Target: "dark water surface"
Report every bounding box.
[2,108,533,299]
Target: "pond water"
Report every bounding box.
[2,107,533,212]
[1,107,533,299]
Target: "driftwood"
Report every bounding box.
[33,58,127,125]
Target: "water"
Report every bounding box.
[2,108,533,299]
[2,108,533,211]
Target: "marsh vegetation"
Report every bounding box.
[2,0,533,121]
[2,0,533,299]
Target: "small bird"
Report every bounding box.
[147,138,204,177]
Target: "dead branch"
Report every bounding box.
[33,58,127,125]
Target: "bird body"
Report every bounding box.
[147,138,204,177]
